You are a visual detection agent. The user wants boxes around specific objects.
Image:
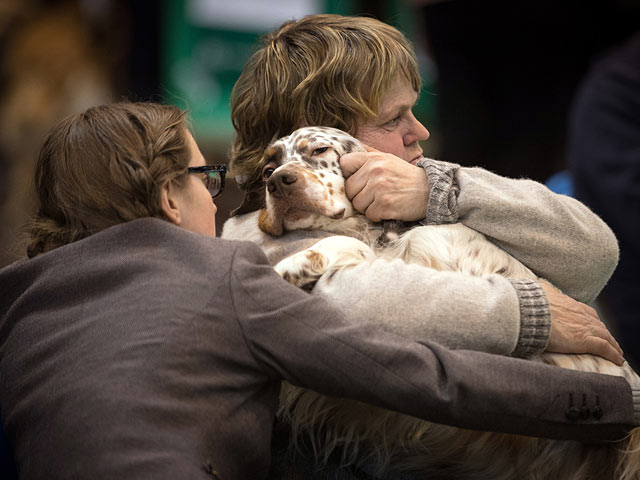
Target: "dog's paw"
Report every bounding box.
[275,249,330,291]
[274,235,373,291]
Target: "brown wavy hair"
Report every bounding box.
[230,14,422,214]
[27,102,190,258]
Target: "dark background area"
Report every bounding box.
[1,0,638,305]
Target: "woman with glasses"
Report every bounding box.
[0,102,637,480]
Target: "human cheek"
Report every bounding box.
[356,130,401,157]
[207,199,218,237]
[383,133,407,160]
[205,193,217,219]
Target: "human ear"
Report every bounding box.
[160,180,182,226]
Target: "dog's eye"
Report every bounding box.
[263,167,275,178]
[312,147,329,156]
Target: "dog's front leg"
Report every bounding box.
[274,236,374,292]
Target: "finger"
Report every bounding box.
[592,325,624,357]
[364,202,382,222]
[584,320,624,360]
[351,185,375,214]
[587,337,625,366]
[343,157,372,202]
[340,152,368,178]
[581,309,624,355]
[363,144,380,153]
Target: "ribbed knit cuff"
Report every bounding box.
[509,279,551,358]
[416,158,460,226]
[633,387,640,425]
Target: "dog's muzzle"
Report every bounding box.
[267,170,299,198]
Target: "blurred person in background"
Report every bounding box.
[0,0,159,268]
[568,31,640,371]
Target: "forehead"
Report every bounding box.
[184,130,205,167]
[375,75,418,118]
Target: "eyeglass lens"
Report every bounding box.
[204,171,222,197]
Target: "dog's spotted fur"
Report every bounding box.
[256,126,640,479]
[257,126,365,237]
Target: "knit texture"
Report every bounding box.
[508,279,551,357]
[633,388,640,425]
[417,157,460,225]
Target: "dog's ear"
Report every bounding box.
[231,146,282,217]
[230,187,266,217]
[258,208,283,236]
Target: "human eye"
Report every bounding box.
[381,115,400,131]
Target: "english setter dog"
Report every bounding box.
[224,126,640,479]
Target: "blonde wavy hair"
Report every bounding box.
[230,14,422,214]
[27,102,190,258]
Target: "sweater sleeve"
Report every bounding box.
[417,158,619,304]
[312,258,548,357]
[229,241,637,441]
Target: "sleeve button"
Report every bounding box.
[592,406,603,420]
[565,406,580,421]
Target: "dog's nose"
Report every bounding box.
[267,171,298,197]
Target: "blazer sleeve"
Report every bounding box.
[228,241,637,443]
[418,158,619,304]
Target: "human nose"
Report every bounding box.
[404,112,430,145]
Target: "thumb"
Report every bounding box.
[340,151,368,178]
[340,143,380,177]
[364,144,380,153]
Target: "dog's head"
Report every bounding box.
[257,126,366,236]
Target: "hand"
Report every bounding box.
[340,145,429,222]
[540,281,624,365]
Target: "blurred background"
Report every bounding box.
[1,0,638,261]
[0,0,638,363]
[0,0,438,266]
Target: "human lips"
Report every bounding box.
[409,154,424,166]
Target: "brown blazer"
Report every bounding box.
[0,219,635,480]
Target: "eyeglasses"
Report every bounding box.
[187,165,227,198]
